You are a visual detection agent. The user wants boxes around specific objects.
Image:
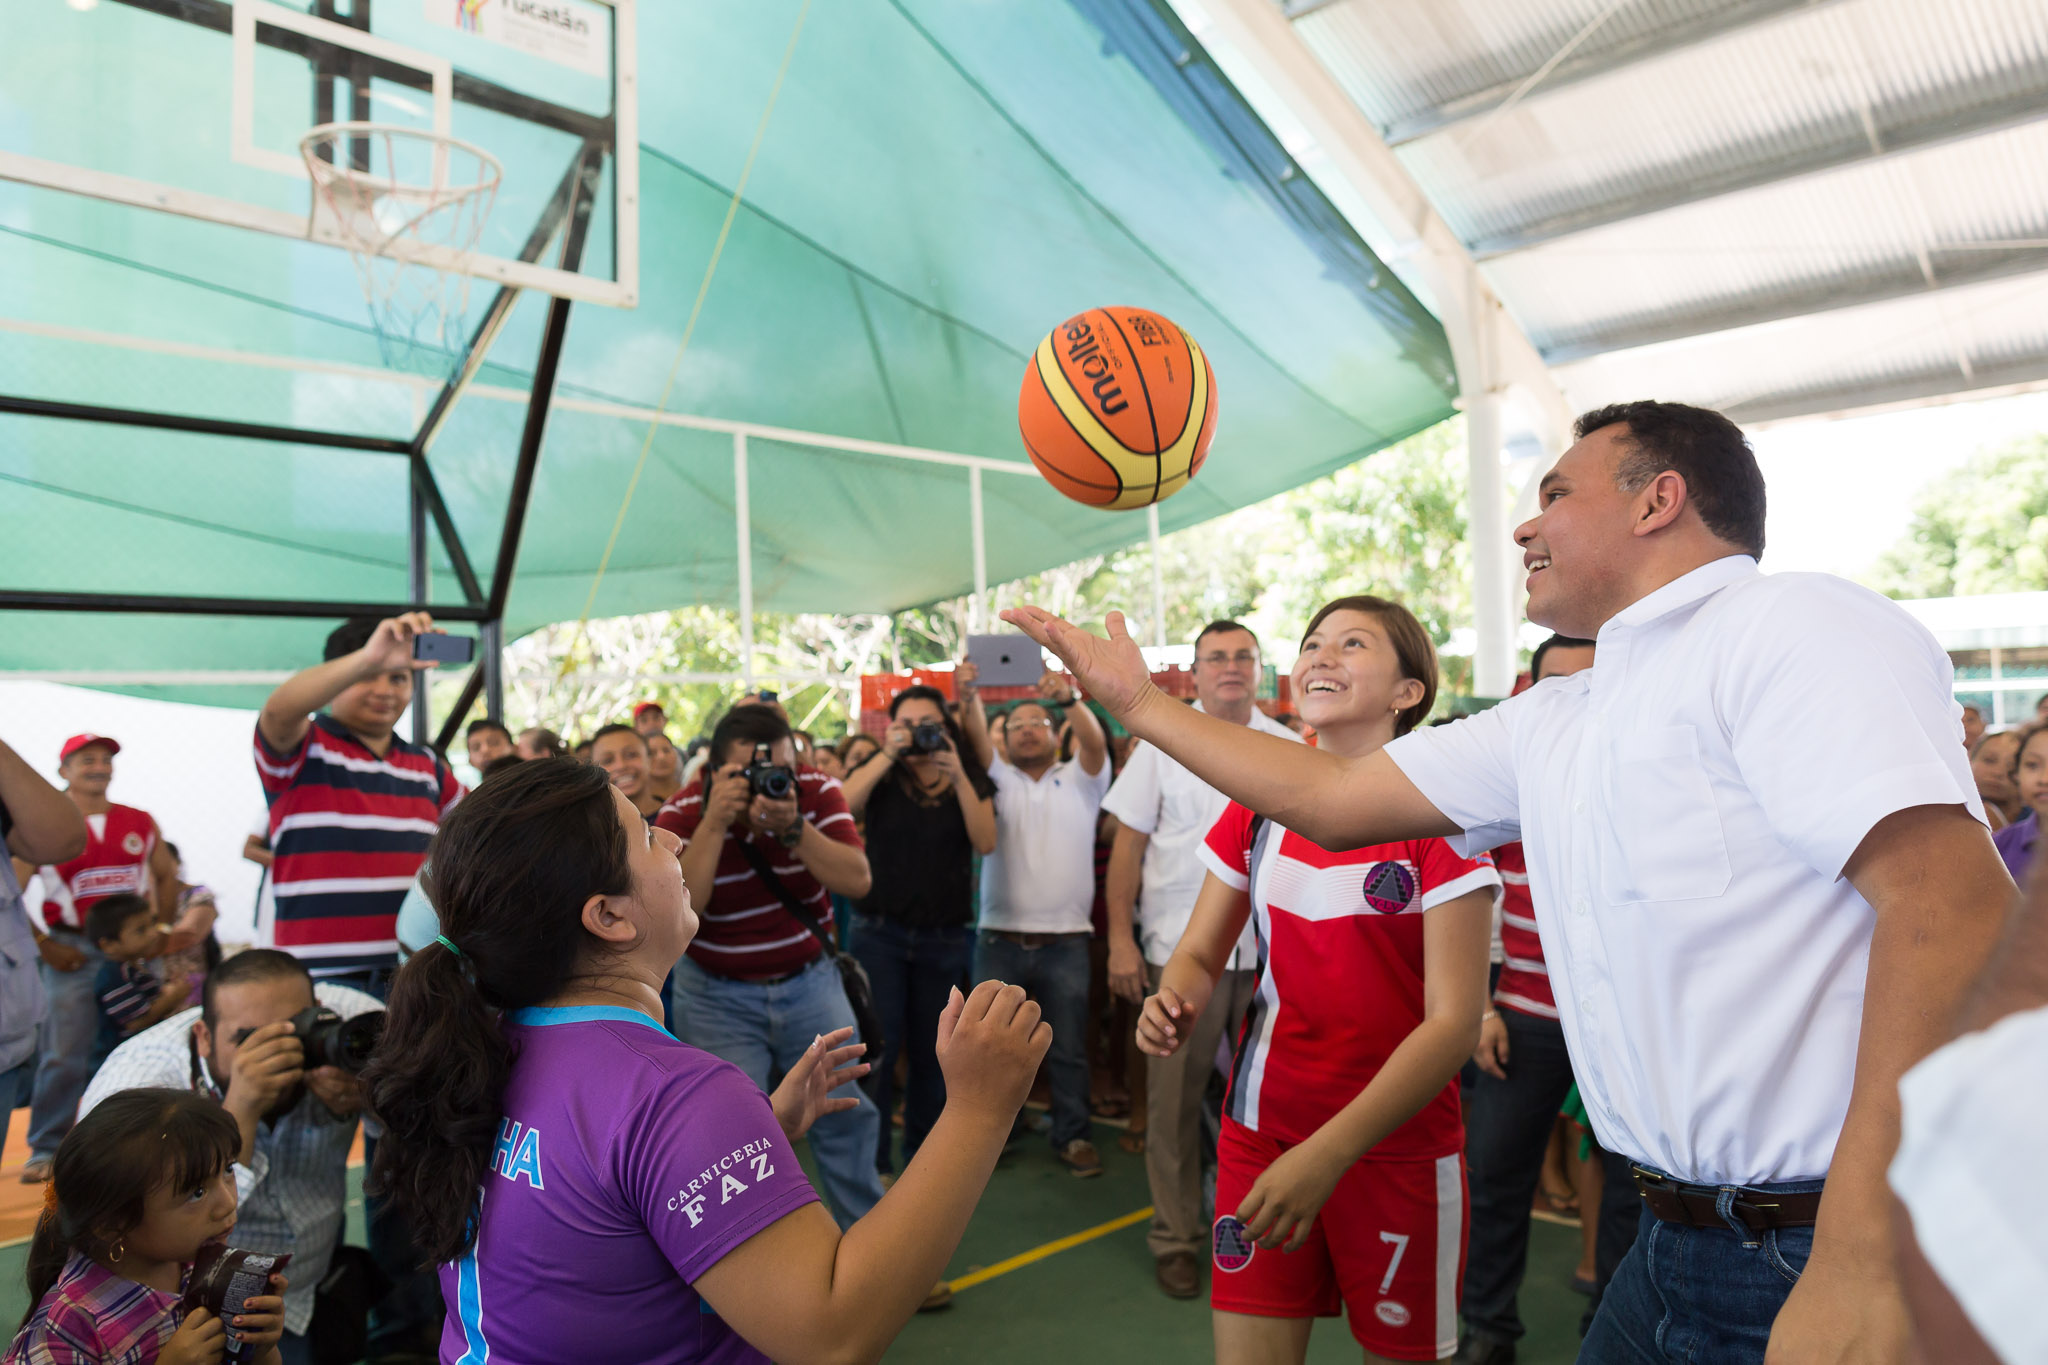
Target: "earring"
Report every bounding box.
[107,1239,123,1264]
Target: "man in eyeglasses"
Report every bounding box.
[1100,621,1303,1298]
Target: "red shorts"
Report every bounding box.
[1211,1117,1468,1361]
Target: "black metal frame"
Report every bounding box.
[0,0,615,752]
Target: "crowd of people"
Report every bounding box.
[0,397,2036,1365]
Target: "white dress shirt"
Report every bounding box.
[1386,556,1981,1185]
[978,754,1112,934]
[80,982,383,1335]
[1888,1004,2048,1365]
[1101,702,1304,970]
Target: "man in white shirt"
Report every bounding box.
[81,949,383,1365]
[965,669,1111,1177]
[1006,400,2012,1364]
[1100,620,1302,1299]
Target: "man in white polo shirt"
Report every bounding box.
[1100,620,1302,1299]
[1005,400,2013,1363]
[965,669,1111,1178]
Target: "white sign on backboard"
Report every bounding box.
[421,0,611,81]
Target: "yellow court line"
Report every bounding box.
[945,1206,1154,1294]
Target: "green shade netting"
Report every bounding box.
[0,0,1455,708]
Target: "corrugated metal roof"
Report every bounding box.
[1280,0,2048,421]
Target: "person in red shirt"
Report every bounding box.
[1140,596,1500,1363]
[657,704,894,1235]
[1456,634,1596,1364]
[16,734,180,1180]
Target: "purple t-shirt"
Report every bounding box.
[439,1007,819,1365]
[1995,809,2038,887]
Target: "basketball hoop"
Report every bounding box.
[300,122,502,373]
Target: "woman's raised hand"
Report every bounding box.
[999,608,1154,720]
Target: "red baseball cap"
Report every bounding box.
[632,701,665,719]
[59,733,121,762]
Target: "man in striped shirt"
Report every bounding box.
[1458,634,1595,1365]
[658,704,889,1226]
[255,613,463,989]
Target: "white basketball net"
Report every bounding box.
[301,122,503,374]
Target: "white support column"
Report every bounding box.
[1991,645,2005,726]
[970,465,988,633]
[1466,388,1514,697]
[734,432,755,687]
[1147,502,1167,648]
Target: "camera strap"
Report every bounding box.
[734,839,837,955]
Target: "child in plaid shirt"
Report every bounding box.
[7,1089,287,1365]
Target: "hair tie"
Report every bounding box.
[435,935,463,959]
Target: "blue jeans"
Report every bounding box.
[27,930,105,1160]
[972,932,1091,1149]
[1580,1174,1826,1363]
[850,918,971,1173]
[0,1058,34,1154]
[669,954,887,1226]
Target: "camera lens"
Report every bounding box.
[759,768,795,800]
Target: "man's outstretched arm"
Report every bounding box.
[1002,607,1454,849]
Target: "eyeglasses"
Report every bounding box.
[1009,719,1057,730]
[1198,651,1259,667]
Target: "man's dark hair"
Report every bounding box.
[1574,401,1766,557]
[710,705,793,765]
[589,723,647,753]
[201,949,312,1030]
[84,893,154,950]
[519,727,568,759]
[1193,620,1259,653]
[465,719,511,742]
[324,617,379,663]
[1530,634,1597,682]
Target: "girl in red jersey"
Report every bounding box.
[1138,596,1498,1364]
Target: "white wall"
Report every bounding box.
[4,682,272,941]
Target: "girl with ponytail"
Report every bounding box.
[8,1088,286,1365]
[364,756,1053,1365]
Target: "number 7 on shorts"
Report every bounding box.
[1377,1231,1410,1294]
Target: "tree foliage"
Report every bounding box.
[1873,435,2048,599]
[489,417,1479,740]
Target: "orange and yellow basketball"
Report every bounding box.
[1018,306,1217,510]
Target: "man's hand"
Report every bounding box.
[356,611,444,676]
[1473,1013,1510,1080]
[701,765,752,832]
[1237,1136,1348,1253]
[1001,607,1156,720]
[1765,1242,1920,1365]
[1107,935,1147,1005]
[35,936,85,973]
[769,1027,869,1142]
[936,982,1053,1124]
[955,660,979,697]
[305,1066,365,1119]
[749,793,802,840]
[222,1022,304,1122]
[1136,985,1196,1057]
[1037,669,1077,706]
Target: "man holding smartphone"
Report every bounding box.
[254,613,464,993]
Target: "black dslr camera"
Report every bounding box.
[743,742,797,800]
[237,1006,385,1075]
[908,721,948,754]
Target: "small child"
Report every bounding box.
[84,895,196,1073]
[7,1088,287,1365]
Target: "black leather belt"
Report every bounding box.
[1632,1166,1822,1231]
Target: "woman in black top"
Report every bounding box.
[842,680,997,1174]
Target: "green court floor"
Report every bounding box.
[0,1118,1594,1362]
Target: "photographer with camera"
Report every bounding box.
[657,706,891,1231]
[841,676,997,1180]
[77,949,383,1365]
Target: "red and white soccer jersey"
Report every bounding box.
[1490,841,1557,1020]
[1197,801,1501,1155]
[38,804,157,931]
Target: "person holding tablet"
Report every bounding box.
[363,758,1051,1365]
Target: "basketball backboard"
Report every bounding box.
[0,0,636,309]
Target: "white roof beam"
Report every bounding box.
[1723,353,2048,426]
